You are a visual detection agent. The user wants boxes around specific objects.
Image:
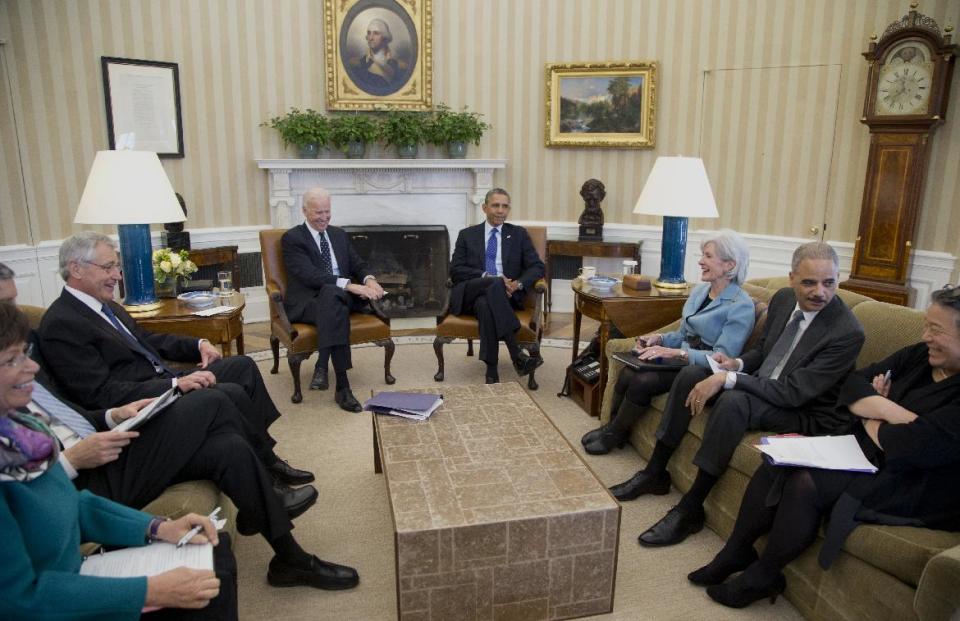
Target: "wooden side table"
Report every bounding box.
[131,292,246,356]
[569,279,689,417]
[545,239,640,313]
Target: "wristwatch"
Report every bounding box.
[679,349,689,363]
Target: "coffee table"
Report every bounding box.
[372,383,620,621]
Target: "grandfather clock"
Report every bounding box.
[842,7,956,305]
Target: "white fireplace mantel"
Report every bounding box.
[255,159,507,245]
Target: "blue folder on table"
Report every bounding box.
[363,392,443,420]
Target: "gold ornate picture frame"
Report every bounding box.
[325,0,432,110]
[545,62,657,148]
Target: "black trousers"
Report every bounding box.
[143,532,238,621]
[78,388,293,541]
[206,355,282,431]
[286,285,361,369]
[656,365,804,476]
[458,277,522,365]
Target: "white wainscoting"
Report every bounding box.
[2,224,954,321]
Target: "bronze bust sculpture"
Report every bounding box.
[161,192,191,251]
[578,179,605,241]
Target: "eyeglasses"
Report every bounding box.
[82,260,122,274]
[922,321,959,339]
[0,342,34,369]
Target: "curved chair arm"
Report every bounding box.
[266,286,297,340]
[368,298,390,323]
[915,543,960,621]
[529,278,547,331]
[436,278,455,319]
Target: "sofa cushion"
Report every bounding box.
[844,523,960,588]
[852,301,925,368]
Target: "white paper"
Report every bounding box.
[758,435,877,472]
[80,541,213,578]
[193,306,237,317]
[113,387,180,432]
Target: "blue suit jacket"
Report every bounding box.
[660,282,756,367]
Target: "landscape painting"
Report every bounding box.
[546,62,657,148]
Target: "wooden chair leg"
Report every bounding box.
[433,336,453,381]
[527,343,542,390]
[269,335,280,374]
[377,338,396,384]
[287,352,310,404]
[466,338,474,357]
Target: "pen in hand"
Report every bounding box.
[176,506,221,548]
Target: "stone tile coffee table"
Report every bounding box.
[372,383,620,621]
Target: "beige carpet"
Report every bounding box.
[236,342,802,620]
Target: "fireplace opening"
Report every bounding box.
[344,225,450,319]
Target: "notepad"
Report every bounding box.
[757,435,877,473]
[112,387,180,433]
[611,350,687,372]
[193,306,237,317]
[80,541,214,578]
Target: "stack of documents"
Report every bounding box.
[363,392,443,421]
[757,435,877,473]
[112,386,180,432]
[193,305,237,317]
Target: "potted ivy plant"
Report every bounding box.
[425,104,491,158]
[262,108,329,158]
[329,113,379,158]
[377,110,427,158]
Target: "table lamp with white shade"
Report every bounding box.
[74,150,185,308]
[633,156,719,288]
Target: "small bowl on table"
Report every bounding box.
[586,276,619,290]
[177,291,217,309]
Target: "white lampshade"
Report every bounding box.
[74,150,185,224]
[633,156,719,219]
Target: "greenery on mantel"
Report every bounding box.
[424,104,491,146]
[261,107,329,148]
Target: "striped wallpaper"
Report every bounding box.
[1,0,958,271]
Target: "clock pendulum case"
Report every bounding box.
[841,7,956,305]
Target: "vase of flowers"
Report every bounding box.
[152,248,198,298]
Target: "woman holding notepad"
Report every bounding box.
[581,230,755,455]
[0,302,233,620]
[691,286,960,609]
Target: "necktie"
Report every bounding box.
[758,310,805,379]
[318,232,333,275]
[485,228,499,276]
[101,304,175,376]
[30,382,96,438]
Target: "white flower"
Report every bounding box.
[170,254,181,268]
[160,261,172,273]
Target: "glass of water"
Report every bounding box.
[217,271,234,297]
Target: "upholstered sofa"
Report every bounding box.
[601,278,960,621]
[20,304,238,540]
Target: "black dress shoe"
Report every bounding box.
[688,546,758,586]
[513,353,544,377]
[706,571,786,608]
[269,459,315,485]
[581,423,613,446]
[309,367,328,390]
[485,373,499,384]
[334,388,362,413]
[267,554,360,590]
[638,505,705,547]
[274,482,319,519]
[584,427,629,455]
[609,470,671,501]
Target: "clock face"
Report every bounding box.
[875,40,934,116]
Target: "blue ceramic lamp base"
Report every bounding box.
[117,223,160,307]
[655,215,690,289]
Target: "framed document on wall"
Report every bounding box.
[324,0,432,110]
[101,56,185,158]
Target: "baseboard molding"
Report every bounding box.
[2,223,954,316]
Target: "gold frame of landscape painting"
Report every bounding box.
[545,61,657,148]
[325,0,432,110]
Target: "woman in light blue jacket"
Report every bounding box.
[582,230,755,454]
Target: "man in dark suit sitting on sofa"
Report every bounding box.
[280,187,385,412]
[609,242,865,548]
[449,188,545,384]
[38,232,314,490]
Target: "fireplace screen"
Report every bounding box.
[344,225,449,319]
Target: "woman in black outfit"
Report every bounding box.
[690,285,960,608]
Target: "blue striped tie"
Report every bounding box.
[31,382,96,438]
[485,228,499,275]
